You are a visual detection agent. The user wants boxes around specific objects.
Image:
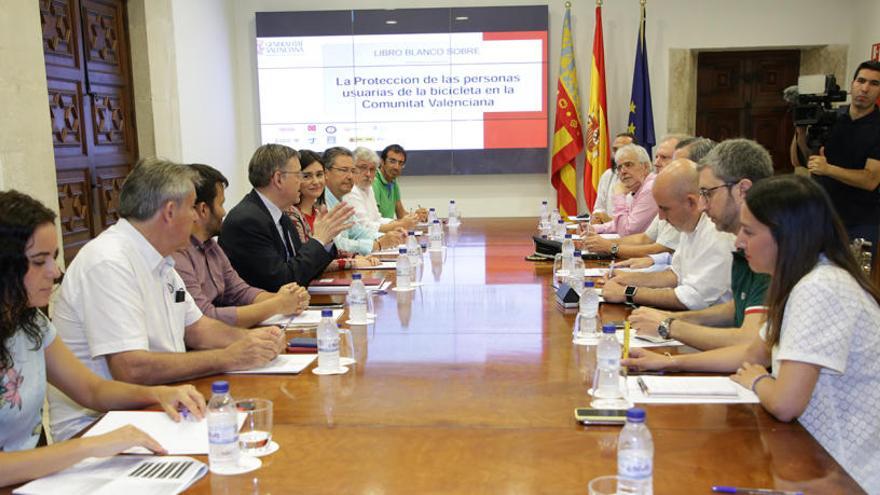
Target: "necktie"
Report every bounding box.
[280,215,296,260]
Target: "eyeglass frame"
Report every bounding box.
[699,181,738,200]
[384,157,406,167]
[328,166,356,175]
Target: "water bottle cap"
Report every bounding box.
[408,231,415,235]
[542,200,548,204]
[450,200,455,203]
[584,280,595,288]
[573,250,582,257]
[399,247,408,254]
[433,220,440,224]
[626,407,646,422]
[211,380,229,394]
[564,233,572,239]
[602,323,616,334]
[352,273,362,280]
[557,219,564,224]
[429,207,435,211]
[321,309,333,317]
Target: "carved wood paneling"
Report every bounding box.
[83,1,122,72]
[40,0,75,60]
[91,91,125,146]
[95,165,128,229]
[56,168,94,261]
[49,88,83,147]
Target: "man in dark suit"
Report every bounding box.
[220,144,354,291]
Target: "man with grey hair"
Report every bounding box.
[628,139,774,350]
[50,158,287,440]
[654,134,690,172]
[603,159,736,310]
[220,144,355,290]
[345,147,418,233]
[590,143,658,236]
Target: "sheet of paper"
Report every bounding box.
[598,233,621,239]
[626,376,759,404]
[567,215,588,222]
[353,261,396,270]
[226,354,317,374]
[82,411,243,455]
[261,309,342,327]
[13,455,207,495]
[308,280,389,295]
[573,330,683,348]
[584,267,609,277]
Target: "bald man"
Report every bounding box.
[602,159,735,310]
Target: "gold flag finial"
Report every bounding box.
[596,0,603,6]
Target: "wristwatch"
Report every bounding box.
[624,286,638,305]
[610,243,619,257]
[658,317,675,339]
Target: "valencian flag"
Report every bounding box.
[551,3,584,217]
[584,2,610,210]
[627,0,656,156]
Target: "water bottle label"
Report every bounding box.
[619,453,652,480]
[318,336,339,352]
[599,357,619,369]
[208,422,238,445]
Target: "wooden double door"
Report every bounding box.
[40,0,137,264]
[696,50,799,174]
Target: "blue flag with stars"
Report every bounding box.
[627,3,655,157]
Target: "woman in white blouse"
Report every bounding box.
[623,174,880,493]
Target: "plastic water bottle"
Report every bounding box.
[317,309,340,371]
[429,220,443,250]
[561,234,574,275]
[594,324,622,399]
[406,232,422,265]
[448,200,459,225]
[550,208,561,226]
[569,250,585,290]
[538,201,550,234]
[347,274,368,323]
[553,219,566,239]
[618,408,654,495]
[540,200,549,221]
[576,280,599,336]
[207,380,240,473]
[396,247,412,290]
[427,208,437,224]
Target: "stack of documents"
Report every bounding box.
[307,277,389,294]
[261,309,343,327]
[227,354,317,374]
[14,455,206,495]
[627,376,759,404]
[573,329,682,348]
[353,260,396,270]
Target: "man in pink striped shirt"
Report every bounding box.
[591,144,658,236]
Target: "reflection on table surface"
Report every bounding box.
[50,219,872,494]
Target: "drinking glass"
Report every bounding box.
[588,475,621,495]
[338,327,356,367]
[236,398,273,456]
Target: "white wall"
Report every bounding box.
[849,0,880,77]
[170,0,864,217]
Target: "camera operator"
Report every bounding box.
[791,60,880,252]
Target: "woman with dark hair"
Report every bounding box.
[0,190,205,487]
[623,175,880,492]
[287,150,378,271]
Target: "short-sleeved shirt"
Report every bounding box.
[760,258,880,493]
[670,213,735,310]
[643,215,680,250]
[0,313,55,452]
[730,250,769,327]
[372,170,400,219]
[172,236,265,325]
[49,218,203,441]
[815,105,880,227]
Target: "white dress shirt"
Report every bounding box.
[593,168,619,215]
[670,213,735,309]
[48,218,203,440]
[344,184,392,232]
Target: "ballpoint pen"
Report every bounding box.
[608,260,615,279]
[636,376,649,396]
[712,487,803,495]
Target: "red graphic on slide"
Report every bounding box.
[482,31,548,149]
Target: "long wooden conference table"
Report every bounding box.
[18,218,863,494]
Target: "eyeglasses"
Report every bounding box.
[329,167,356,175]
[385,157,406,167]
[699,182,737,200]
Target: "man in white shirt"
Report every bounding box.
[345,147,418,233]
[49,159,289,440]
[591,132,634,224]
[603,159,735,310]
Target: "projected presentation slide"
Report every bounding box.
[255,7,548,175]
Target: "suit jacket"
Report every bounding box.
[219,189,336,291]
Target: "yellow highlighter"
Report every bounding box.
[622,320,631,359]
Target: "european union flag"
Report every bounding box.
[627,4,655,157]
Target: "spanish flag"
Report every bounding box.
[584,3,610,211]
[551,4,583,217]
